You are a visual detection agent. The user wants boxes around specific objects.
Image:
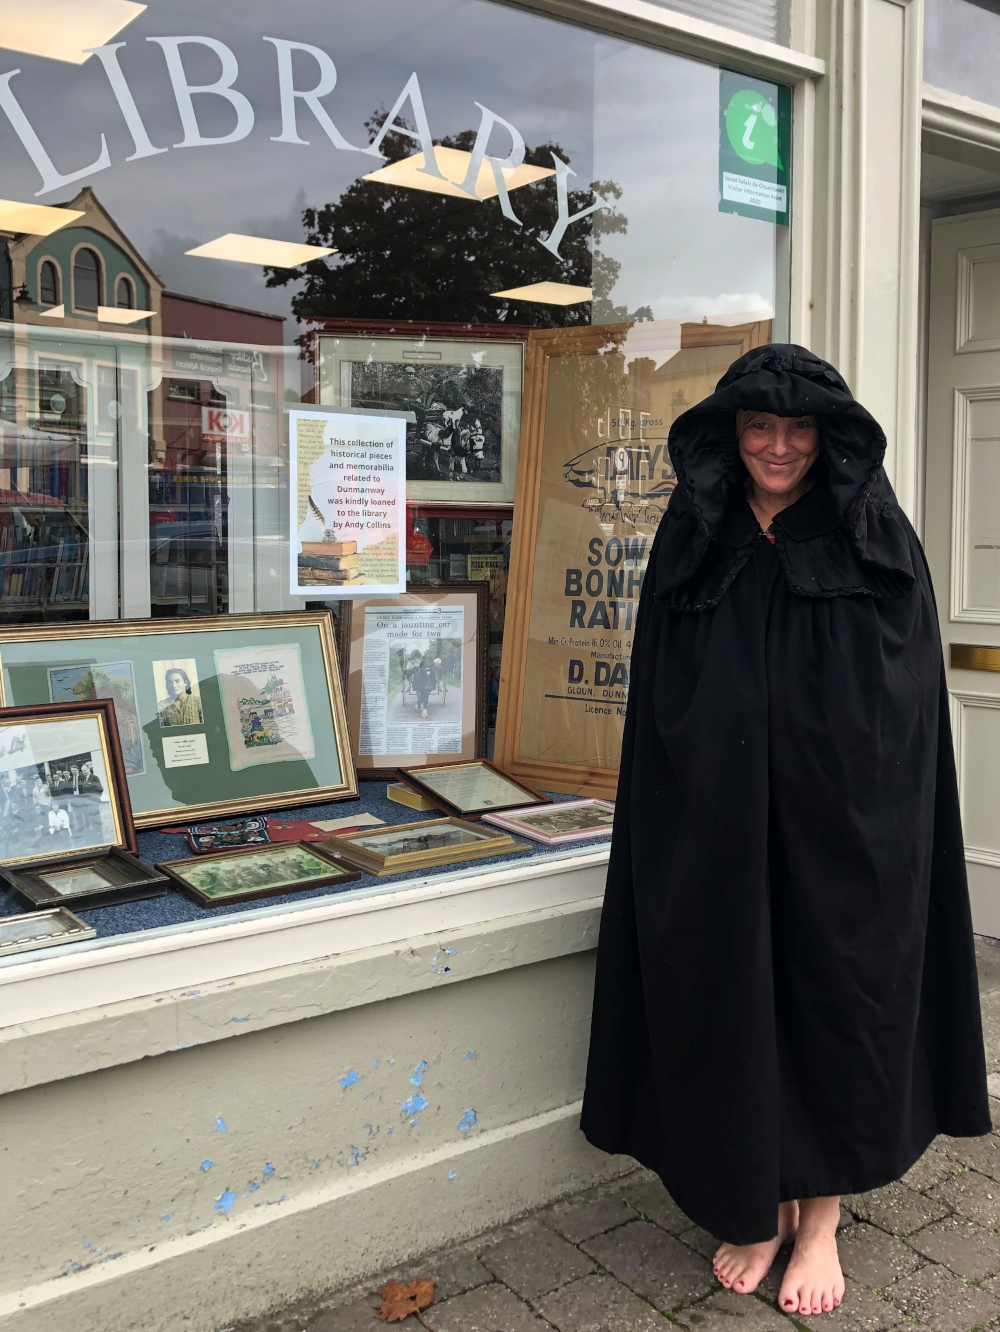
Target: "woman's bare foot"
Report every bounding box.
[713,1200,799,1294]
[778,1196,845,1314]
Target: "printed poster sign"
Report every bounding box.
[718,69,791,226]
[289,408,407,597]
[358,606,464,757]
[214,644,315,772]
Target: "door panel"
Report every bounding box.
[926,210,1000,935]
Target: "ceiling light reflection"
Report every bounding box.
[97,305,153,324]
[364,147,555,200]
[0,0,146,65]
[491,281,592,306]
[185,234,337,267]
[0,200,85,236]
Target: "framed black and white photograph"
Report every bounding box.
[331,816,525,876]
[315,321,526,505]
[0,700,137,867]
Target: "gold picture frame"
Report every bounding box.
[331,816,525,876]
[0,612,357,828]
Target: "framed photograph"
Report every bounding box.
[494,318,772,798]
[0,906,96,957]
[482,798,616,845]
[156,841,362,908]
[331,816,525,876]
[0,612,357,828]
[396,760,549,819]
[4,848,168,908]
[0,700,136,867]
[315,321,526,506]
[339,584,488,780]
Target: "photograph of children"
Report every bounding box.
[349,361,503,485]
[152,659,204,729]
[47,661,145,777]
[176,844,347,902]
[0,748,115,861]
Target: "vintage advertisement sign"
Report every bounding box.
[495,322,769,796]
[288,408,407,597]
[718,70,791,227]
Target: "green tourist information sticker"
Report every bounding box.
[718,70,791,226]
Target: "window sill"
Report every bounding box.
[0,843,610,1035]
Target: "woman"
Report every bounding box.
[581,345,989,1316]
[158,667,203,728]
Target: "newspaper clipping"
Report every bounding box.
[359,607,464,757]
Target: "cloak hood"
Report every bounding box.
[654,344,915,610]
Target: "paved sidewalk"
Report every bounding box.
[231,939,1000,1332]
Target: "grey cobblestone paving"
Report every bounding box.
[228,939,1000,1332]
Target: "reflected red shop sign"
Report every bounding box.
[201,407,249,446]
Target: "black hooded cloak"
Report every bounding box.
[580,345,990,1245]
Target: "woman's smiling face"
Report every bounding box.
[739,412,819,497]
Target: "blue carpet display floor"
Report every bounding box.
[0,787,610,947]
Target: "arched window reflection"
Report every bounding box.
[39,260,59,306]
[116,276,134,310]
[73,248,101,312]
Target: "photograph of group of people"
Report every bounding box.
[0,751,110,861]
[350,361,504,484]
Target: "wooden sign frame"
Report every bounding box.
[494,319,770,798]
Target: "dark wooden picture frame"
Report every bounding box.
[395,759,550,819]
[5,848,167,909]
[156,840,362,908]
[0,698,137,865]
[337,582,489,781]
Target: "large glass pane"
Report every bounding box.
[925,0,1000,107]
[0,0,789,633]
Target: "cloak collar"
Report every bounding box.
[652,344,915,611]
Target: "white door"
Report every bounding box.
[924,209,1000,936]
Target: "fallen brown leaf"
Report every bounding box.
[375,1277,435,1326]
